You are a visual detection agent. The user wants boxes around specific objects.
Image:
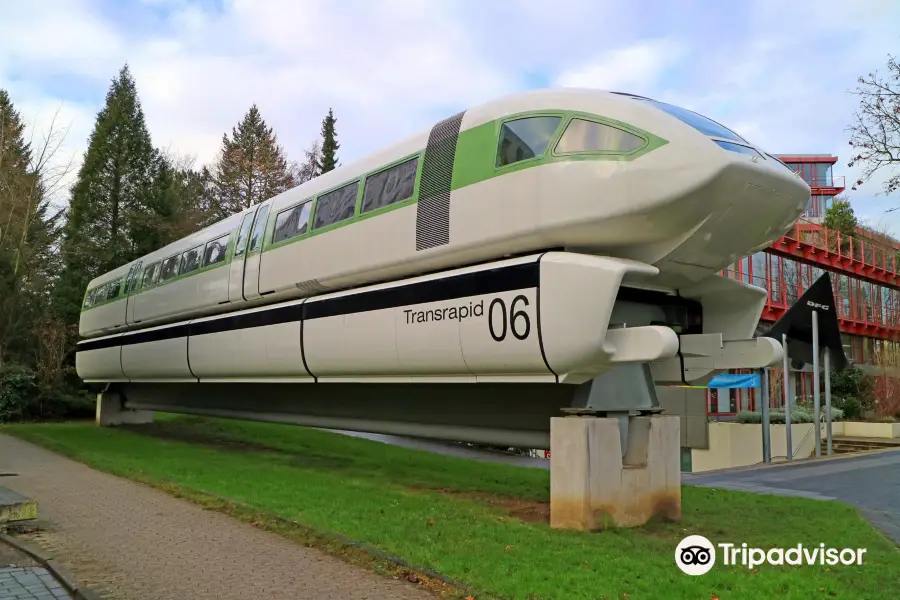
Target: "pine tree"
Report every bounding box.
[317,108,339,174]
[54,64,173,328]
[211,104,296,217]
[0,89,63,370]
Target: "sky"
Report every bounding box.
[1,0,899,230]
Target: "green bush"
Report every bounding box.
[835,396,862,420]
[0,364,41,423]
[735,406,844,424]
[0,362,95,423]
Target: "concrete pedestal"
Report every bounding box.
[550,415,681,530]
[95,392,154,427]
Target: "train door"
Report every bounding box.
[228,208,258,303]
[242,202,272,302]
[123,260,143,326]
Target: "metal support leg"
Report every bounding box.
[812,310,821,457]
[825,347,833,456]
[782,334,792,461]
[760,368,771,463]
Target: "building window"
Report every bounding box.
[555,119,645,154]
[313,182,358,229]
[751,252,767,288]
[814,163,833,187]
[273,202,312,244]
[159,255,180,282]
[362,157,419,213]
[497,116,562,167]
[203,234,230,267]
[180,245,203,274]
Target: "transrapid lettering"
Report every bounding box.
[404,300,484,324]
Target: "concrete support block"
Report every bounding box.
[0,486,37,523]
[95,392,154,427]
[550,415,681,530]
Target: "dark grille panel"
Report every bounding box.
[416,111,465,251]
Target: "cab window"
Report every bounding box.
[496,116,562,167]
[555,119,645,154]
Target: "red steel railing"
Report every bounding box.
[768,221,900,289]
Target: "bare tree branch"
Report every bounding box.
[846,54,900,197]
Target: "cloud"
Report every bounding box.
[553,38,688,92]
[1,0,898,229]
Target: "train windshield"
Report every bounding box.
[645,100,747,143]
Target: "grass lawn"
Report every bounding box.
[3,415,898,600]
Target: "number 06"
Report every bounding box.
[489,295,531,342]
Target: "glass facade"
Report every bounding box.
[783,162,833,187]
[710,155,900,415]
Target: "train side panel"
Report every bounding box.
[120,324,194,381]
[80,299,128,338]
[188,300,313,382]
[75,334,126,382]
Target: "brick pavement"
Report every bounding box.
[0,434,433,600]
[0,567,71,600]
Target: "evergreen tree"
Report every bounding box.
[0,89,63,370]
[0,89,35,368]
[317,108,339,174]
[823,196,858,237]
[211,104,296,217]
[54,64,173,329]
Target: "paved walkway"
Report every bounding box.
[684,449,900,543]
[0,434,431,600]
[0,540,71,600]
[0,567,71,600]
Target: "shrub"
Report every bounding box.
[734,406,843,425]
[835,396,862,420]
[0,364,41,423]
[0,362,95,423]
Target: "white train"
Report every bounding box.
[76,88,808,390]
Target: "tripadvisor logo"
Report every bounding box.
[675,535,867,575]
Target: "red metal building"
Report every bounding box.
[710,154,900,415]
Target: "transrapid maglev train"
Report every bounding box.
[76,88,809,411]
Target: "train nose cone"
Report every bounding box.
[659,162,809,275]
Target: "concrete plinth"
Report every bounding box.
[96,392,154,426]
[550,415,681,530]
[0,486,37,524]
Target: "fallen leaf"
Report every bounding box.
[505,545,511,552]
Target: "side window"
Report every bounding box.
[159,255,180,282]
[273,202,312,244]
[180,245,203,274]
[93,285,106,305]
[141,262,160,289]
[234,212,255,257]
[362,157,419,213]
[313,181,359,229]
[555,119,645,154]
[105,278,122,301]
[248,204,271,254]
[497,116,562,167]
[83,289,94,308]
[203,234,230,266]
[124,262,143,294]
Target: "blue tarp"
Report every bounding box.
[707,373,760,389]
